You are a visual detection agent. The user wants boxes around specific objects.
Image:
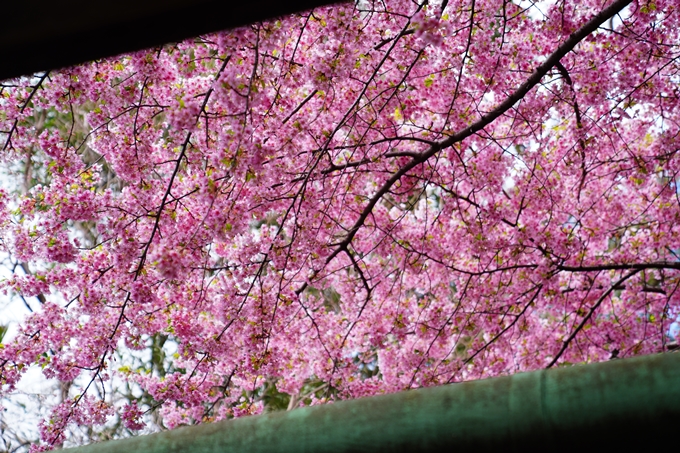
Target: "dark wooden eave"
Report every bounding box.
[0,0,338,81]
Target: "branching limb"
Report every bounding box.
[546,268,642,368]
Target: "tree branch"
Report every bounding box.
[546,268,642,368]
[323,0,632,266]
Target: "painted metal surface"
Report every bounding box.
[0,0,339,81]
[66,352,680,453]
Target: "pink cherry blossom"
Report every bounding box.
[1,0,679,448]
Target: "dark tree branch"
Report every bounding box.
[322,0,633,268]
[546,268,642,368]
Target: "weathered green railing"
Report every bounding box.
[67,352,680,453]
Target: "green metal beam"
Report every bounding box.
[0,0,339,81]
[66,353,680,453]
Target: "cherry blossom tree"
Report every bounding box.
[1,0,679,449]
